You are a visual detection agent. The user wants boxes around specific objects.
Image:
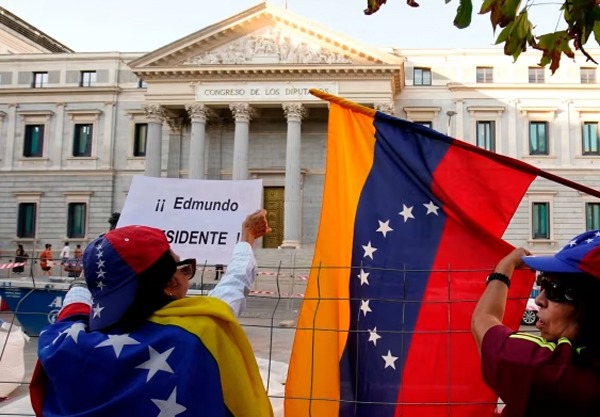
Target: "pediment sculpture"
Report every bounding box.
[183,26,354,65]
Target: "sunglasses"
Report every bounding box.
[536,274,575,303]
[175,258,197,280]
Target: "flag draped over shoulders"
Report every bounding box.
[284,91,536,417]
[32,297,272,417]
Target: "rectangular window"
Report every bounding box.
[133,123,148,157]
[582,122,599,155]
[586,202,600,230]
[137,78,148,88]
[17,203,36,238]
[476,121,495,151]
[67,203,87,238]
[414,121,432,128]
[529,121,549,155]
[581,67,596,84]
[32,72,48,88]
[23,124,44,157]
[413,68,432,86]
[528,67,545,83]
[73,124,93,157]
[80,71,97,87]
[532,202,550,239]
[476,67,494,83]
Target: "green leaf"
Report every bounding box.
[495,22,513,44]
[454,0,473,29]
[594,21,600,45]
[534,31,575,74]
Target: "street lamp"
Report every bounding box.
[446,110,457,136]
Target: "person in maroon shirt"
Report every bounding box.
[472,229,600,417]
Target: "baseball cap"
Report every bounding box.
[522,230,600,280]
[83,225,173,331]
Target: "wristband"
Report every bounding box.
[486,272,510,288]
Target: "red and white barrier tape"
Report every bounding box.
[249,290,304,298]
[0,262,25,270]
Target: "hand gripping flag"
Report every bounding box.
[284,90,600,417]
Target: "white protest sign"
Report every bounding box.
[117,176,263,264]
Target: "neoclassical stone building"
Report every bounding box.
[0,2,599,258]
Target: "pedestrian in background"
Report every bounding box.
[30,210,273,417]
[39,244,53,278]
[12,244,27,274]
[60,242,70,265]
[73,244,82,260]
[472,230,600,416]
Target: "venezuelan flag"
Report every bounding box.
[284,91,538,417]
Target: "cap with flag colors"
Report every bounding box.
[523,229,600,279]
[83,225,173,330]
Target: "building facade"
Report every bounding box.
[0,3,599,259]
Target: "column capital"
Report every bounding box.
[230,103,253,122]
[374,101,395,115]
[142,104,166,123]
[166,116,184,133]
[185,103,212,123]
[282,102,307,122]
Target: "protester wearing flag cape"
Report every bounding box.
[30,210,274,417]
[473,232,600,417]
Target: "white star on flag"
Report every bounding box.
[376,220,393,237]
[95,334,140,358]
[151,387,187,417]
[362,241,377,259]
[62,322,86,344]
[568,239,577,247]
[357,269,370,286]
[97,280,106,290]
[587,238,594,243]
[382,350,398,369]
[360,300,372,316]
[96,259,105,269]
[423,201,440,215]
[596,231,600,237]
[399,204,415,222]
[96,250,103,259]
[136,346,175,382]
[92,303,104,318]
[368,327,381,346]
[96,270,106,279]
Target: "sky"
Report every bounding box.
[0,0,566,53]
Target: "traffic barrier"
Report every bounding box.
[0,262,25,270]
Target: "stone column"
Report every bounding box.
[166,116,184,178]
[280,103,307,249]
[374,101,395,115]
[52,103,65,168]
[454,99,464,140]
[185,104,211,179]
[229,103,253,180]
[142,104,165,177]
[101,102,115,169]
[4,104,17,168]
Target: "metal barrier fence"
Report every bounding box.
[0,263,529,416]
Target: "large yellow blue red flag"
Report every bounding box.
[284,91,540,417]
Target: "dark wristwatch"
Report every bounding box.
[486,272,510,288]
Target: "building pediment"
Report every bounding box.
[181,26,359,66]
[129,2,403,77]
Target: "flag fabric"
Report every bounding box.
[284,91,537,417]
[31,296,272,417]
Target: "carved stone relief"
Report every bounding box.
[183,26,354,65]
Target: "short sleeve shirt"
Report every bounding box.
[482,324,600,417]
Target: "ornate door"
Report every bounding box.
[263,187,284,248]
